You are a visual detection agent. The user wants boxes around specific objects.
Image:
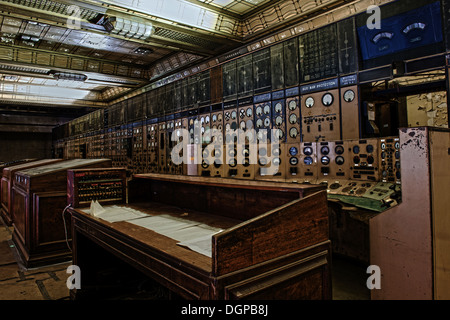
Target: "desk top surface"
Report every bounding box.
[134,173,325,192]
[2,159,63,177]
[71,201,242,274]
[17,159,110,177]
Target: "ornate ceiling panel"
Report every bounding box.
[0,0,391,113]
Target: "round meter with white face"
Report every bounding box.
[343,89,355,102]
[288,100,297,111]
[322,93,334,106]
[305,97,314,108]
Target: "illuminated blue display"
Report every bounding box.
[358,2,443,60]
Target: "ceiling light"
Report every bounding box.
[133,47,154,55]
[48,71,87,82]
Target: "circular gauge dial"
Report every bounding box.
[289,147,298,156]
[288,100,297,111]
[305,97,315,108]
[335,145,344,155]
[343,89,355,102]
[321,156,330,165]
[322,93,334,106]
[289,113,297,124]
[290,157,299,166]
[303,146,313,155]
[304,156,314,165]
[263,104,271,115]
[289,127,298,138]
[275,102,283,113]
[335,156,345,165]
[275,116,283,126]
[321,146,330,155]
[246,108,253,117]
[275,129,284,139]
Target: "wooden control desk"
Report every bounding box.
[69,174,331,300]
[1,159,63,226]
[12,158,112,268]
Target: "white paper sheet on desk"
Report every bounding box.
[82,205,149,223]
[128,214,222,257]
[177,233,221,257]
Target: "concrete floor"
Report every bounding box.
[0,218,369,301]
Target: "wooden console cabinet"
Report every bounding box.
[12,158,111,268]
[1,159,63,226]
[69,174,331,300]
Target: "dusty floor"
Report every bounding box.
[0,218,369,301]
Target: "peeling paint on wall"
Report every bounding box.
[407,92,448,128]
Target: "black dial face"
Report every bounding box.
[321,156,330,165]
[343,89,355,102]
[304,156,314,165]
[305,97,314,108]
[335,156,345,165]
[353,145,360,154]
[303,146,313,155]
[289,147,298,156]
[335,145,345,155]
[322,93,334,106]
[321,146,330,155]
[366,145,374,153]
[290,157,299,166]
